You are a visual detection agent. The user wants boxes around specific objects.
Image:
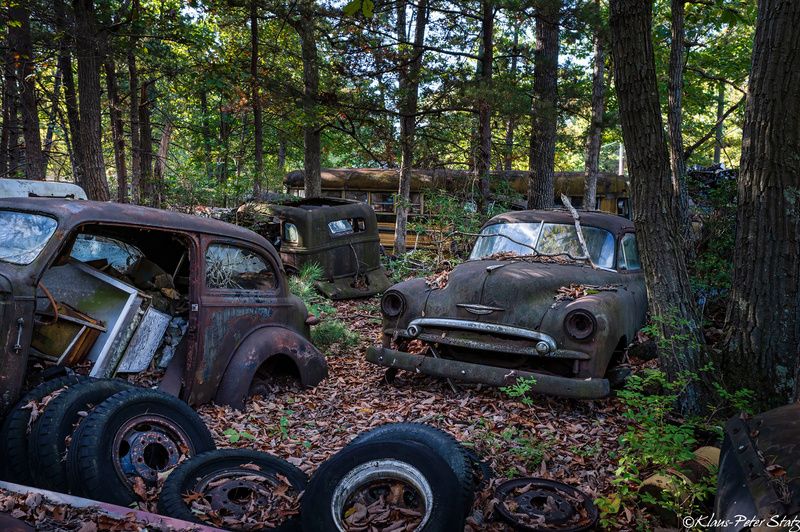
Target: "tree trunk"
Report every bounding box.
[475,0,494,211]
[583,0,605,210]
[278,136,286,175]
[9,4,45,180]
[609,0,708,415]
[503,25,520,173]
[200,89,213,180]
[73,0,109,200]
[128,0,141,204]
[713,83,724,164]
[1,44,18,177]
[139,81,153,204]
[667,0,690,233]
[55,0,83,184]
[298,1,321,198]
[393,0,428,254]
[104,58,128,202]
[43,65,63,175]
[527,0,560,209]
[723,0,800,408]
[250,0,264,196]
[153,122,172,209]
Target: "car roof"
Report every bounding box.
[0,198,274,250]
[483,208,635,236]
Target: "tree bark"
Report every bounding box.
[128,0,141,204]
[250,0,264,196]
[723,0,800,408]
[73,0,109,200]
[393,0,428,254]
[43,65,63,175]
[609,0,708,415]
[55,0,83,184]
[503,25,520,173]
[713,83,724,164]
[297,0,321,198]
[527,0,560,209]
[153,122,172,209]
[200,88,213,180]
[667,0,690,233]
[583,0,605,210]
[1,43,19,177]
[8,4,45,180]
[475,0,494,210]
[104,58,128,202]
[139,81,153,204]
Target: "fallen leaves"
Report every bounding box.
[555,283,619,301]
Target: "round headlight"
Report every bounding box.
[381,291,405,317]
[564,309,597,341]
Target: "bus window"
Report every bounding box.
[410,192,422,214]
[345,190,368,203]
[371,192,395,213]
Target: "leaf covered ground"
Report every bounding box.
[197,297,649,530]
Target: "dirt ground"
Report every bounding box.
[197,297,645,531]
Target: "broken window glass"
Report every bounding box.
[328,219,354,235]
[0,210,58,265]
[70,234,144,274]
[205,244,276,291]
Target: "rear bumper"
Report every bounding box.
[366,346,610,399]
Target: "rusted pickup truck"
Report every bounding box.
[367,209,647,399]
[0,198,327,414]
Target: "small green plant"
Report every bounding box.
[500,376,537,406]
[288,262,335,317]
[223,428,256,443]
[311,319,361,352]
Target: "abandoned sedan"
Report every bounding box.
[366,209,647,399]
[235,197,392,299]
[0,198,327,414]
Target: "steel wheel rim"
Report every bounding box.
[330,458,434,532]
[112,414,193,488]
[192,468,280,517]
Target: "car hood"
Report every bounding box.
[422,259,621,330]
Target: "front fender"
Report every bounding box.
[215,325,328,409]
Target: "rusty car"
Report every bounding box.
[715,403,800,531]
[366,209,647,399]
[234,197,392,299]
[0,198,327,414]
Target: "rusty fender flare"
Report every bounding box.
[366,346,610,400]
[216,326,328,409]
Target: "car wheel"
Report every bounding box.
[346,422,475,515]
[28,378,135,492]
[67,388,215,505]
[158,449,307,531]
[301,440,466,532]
[0,374,86,484]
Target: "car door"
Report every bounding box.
[187,236,286,405]
[616,232,648,333]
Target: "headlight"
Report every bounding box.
[381,291,405,317]
[564,309,596,341]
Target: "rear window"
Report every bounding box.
[328,218,366,236]
[0,211,58,265]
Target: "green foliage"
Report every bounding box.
[311,319,361,352]
[223,428,255,443]
[468,418,546,477]
[288,262,334,317]
[500,376,538,407]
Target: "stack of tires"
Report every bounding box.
[157,422,489,532]
[0,375,215,506]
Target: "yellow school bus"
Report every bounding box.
[285,168,630,249]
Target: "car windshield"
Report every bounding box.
[0,210,58,265]
[469,222,616,269]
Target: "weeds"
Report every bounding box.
[500,376,537,406]
[311,319,361,352]
[288,262,334,317]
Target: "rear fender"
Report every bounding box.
[215,326,327,409]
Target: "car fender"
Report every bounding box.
[215,325,328,409]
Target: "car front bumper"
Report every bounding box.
[366,346,610,400]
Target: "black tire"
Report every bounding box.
[0,374,86,484]
[158,449,307,531]
[346,422,475,514]
[301,440,466,532]
[66,388,216,506]
[28,378,135,492]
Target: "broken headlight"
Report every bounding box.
[381,291,405,317]
[564,309,596,341]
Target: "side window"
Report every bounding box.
[205,244,277,291]
[618,233,641,271]
[284,223,299,244]
[70,234,143,274]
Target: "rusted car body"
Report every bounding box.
[715,403,800,531]
[366,209,647,399]
[235,197,392,299]
[0,198,327,414]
